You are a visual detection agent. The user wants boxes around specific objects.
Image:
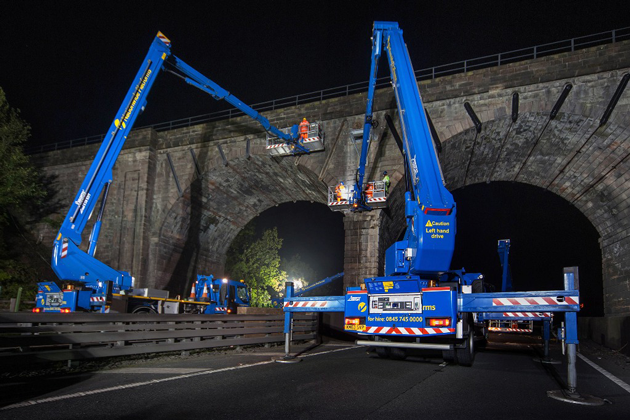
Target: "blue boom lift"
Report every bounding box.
[272,272,344,308]
[35,32,307,314]
[282,22,580,370]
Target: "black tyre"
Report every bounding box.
[389,347,407,361]
[456,327,475,367]
[130,305,157,314]
[375,347,390,359]
[442,349,457,363]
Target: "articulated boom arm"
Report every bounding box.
[53,32,303,290]
[365,22,456,275]
[166,57,306,153]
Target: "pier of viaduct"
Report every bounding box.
[32,39,630,347]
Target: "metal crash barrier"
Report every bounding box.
[0,313,318,367]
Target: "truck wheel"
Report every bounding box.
[456,331,475,367]
[389,347,407,360]
[442,349,457,364]
[375,347,389,359]
[131,305,156,314]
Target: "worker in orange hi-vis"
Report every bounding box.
[365,182,374,199]
[299,118,310,140]
[335,182,346,202]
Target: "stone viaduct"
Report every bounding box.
[32,40,630,346]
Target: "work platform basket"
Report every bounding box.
[266,122,325,156]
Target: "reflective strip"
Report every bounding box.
[328,201,349,206]
[367,197,386,202]
[266,143,289,149]
[503,312,552,318]
[61,241,68,258]
[365,326,454,335]
[493,296,578,306]
[422,287,451,292]
[90,297,106,302]
[488,327,532,332]
[157,32,171,46]
[284,301,329,308]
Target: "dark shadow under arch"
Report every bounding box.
[451,181,603,316]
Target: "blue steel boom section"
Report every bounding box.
[358,21,456,275]
[51,32,304,297]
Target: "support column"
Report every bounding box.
[343,211,381,289]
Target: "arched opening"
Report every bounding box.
[228,200,345,296]
[450,181,603,316]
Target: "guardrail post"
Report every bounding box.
[548,267,603,405]
[12,288,22,312]
[275,281,301,363]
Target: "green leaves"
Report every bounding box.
[0,87,47,301]
[226,227,287,307]
[0,88,44,224]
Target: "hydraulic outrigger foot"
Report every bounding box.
[274,331,302,364]
[546,273,604,406]
[547,344,604,406]
[274,281,302,364]
[534,319,561,365]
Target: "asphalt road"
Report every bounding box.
[1,334,628,420]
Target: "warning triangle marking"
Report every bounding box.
[425,221,432,227]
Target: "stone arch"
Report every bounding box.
[151,154,327,294]
[441,111,630,315]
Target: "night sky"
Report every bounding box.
[2,1,629,146]
[1,1,626,310]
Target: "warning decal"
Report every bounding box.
[425,220,450,239]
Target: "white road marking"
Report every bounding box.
[578,352,630,394]
[96,368,208,374]
[1,345,359,411]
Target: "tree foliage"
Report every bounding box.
[281,254,316,288]
[0,88,43,224]
[226,226,286,307]
[0,87,47,300]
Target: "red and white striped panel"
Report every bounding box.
[284,301,330,308]
[488,327,532,333]
[90,296,106,303]
[367,197,386,203]
[303,136,321,143]
[214,307,227,312]
[157,32,171,46]
[61,242,68,258]
[328,201,349,206]
[266,143,288,149]
[503,312,552,318]
[365,326,455,335]
[493,296,578,306]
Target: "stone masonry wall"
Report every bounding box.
[30,39,630,314]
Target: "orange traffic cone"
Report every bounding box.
[189,281,197,300]
[201,284,209,301]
